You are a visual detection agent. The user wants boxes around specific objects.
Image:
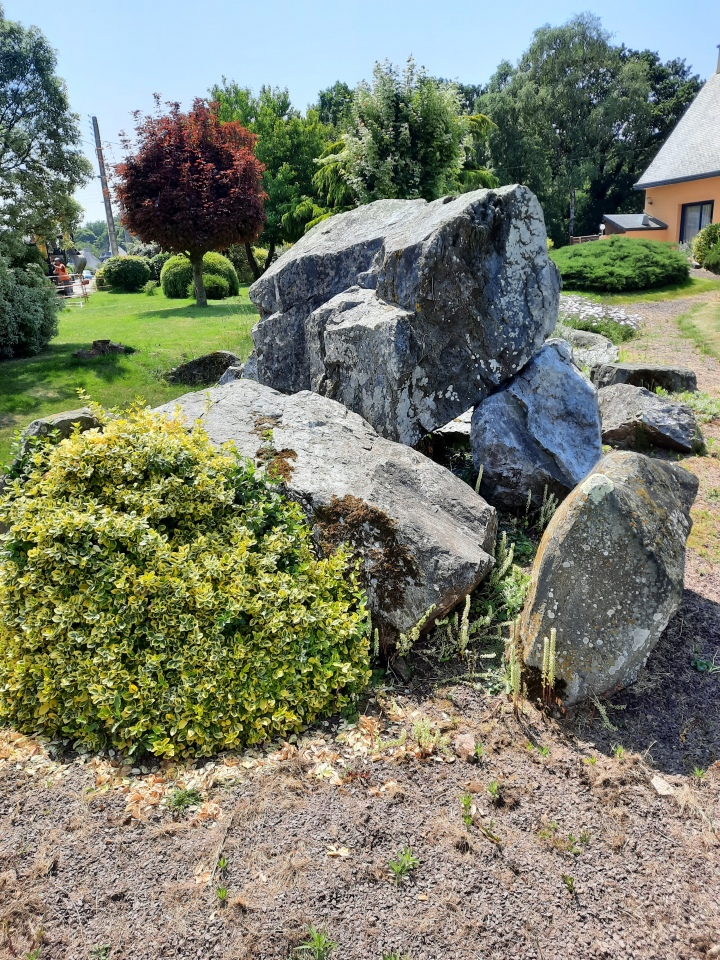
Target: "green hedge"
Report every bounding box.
[550,236,689,292]
[150,251,172,281]
[0,407,370,758]
[0,259,60,359]
[101,255,152,292]
[160,252,239,299]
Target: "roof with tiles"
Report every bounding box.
[635,67,720,190]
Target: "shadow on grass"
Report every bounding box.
[142,301,258,320]
[0,344,130,417]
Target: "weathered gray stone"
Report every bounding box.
[599,383,702,453]
[435,407,473,439]
[521,451,698,706]
[154,380,497,638]
[217,363,245,386]
[248,185,560,445]
[470,341,603,509]
[593,362,697,393]
[22,407,102,443]
[554,323,619,372]
[166,351,240,386]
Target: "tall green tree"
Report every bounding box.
[315,81,354,130]
[211,82,333,277]
[334,58,494,204]
[0,4,91,256]
[480,14,654,243]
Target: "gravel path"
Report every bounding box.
[1,290,719,960]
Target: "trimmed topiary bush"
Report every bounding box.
[94,265,107,289]
[160,252,239,299]
[550,236,690,292]
[101,255,152,292]
[150,251,172,281]
[187,274,229,300]
[0,259,60,360]
[0,405,370,758]
[692,222,720,266]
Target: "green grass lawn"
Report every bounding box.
[676,300,720,363]
[0,287,259,466]
[568,274,720,304]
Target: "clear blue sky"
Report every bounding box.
[7,0,720,223]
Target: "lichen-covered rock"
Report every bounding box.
[154,380,497,638]
[470,340,603,509]
[554,324,619,373]
[217,363,245,386]
[593,362,697,393]
[165,351,240,386]
[21,407,101,443]
[520,451,698,706]
[247,185,560,445]
[598,383,702,453]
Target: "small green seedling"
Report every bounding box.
[691,657,720,674]
[168,787,203,812]
[216,886,228,903]
[562,874,576,895]
[217,855,228,872]
[387,845,420,885]
[612,744,625,762]
[579,830,591,846]
[90,949,111,960]
[487,780,502,804]
[295,925,337,959]
[693,767,706,781]
[583,755,597,766]
[461,792,474,828]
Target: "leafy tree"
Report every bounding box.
[211,82,333,277]
[328,59,495,205]
[480,14,653,243]
[0,4,91,255]
[315,80,354,129]
[114,98,265,306]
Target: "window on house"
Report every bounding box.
[680,201,714,243]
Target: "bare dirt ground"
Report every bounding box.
[1,295,719,960]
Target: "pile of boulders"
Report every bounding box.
[15,186,700,707]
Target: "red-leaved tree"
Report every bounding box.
[114,98,265,306]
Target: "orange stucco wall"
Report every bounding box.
[624,176,720,243]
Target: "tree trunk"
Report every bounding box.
[262,241,276,275]
[244,241,261,282]
[569,187,576,242]
[191,252,207,307]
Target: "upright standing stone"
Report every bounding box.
[520,452,698,705]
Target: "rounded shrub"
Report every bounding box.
[703,243,720,275]
[101,255,152,292]
[550,236,690,292]
[187,274,229,300]
[692,222,720,266]
[160,252,239,299]
[0,406,370,758]
[150,251,172,281]
[0,259,60,360]
[94,265,107,289]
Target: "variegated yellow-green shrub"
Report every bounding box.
[0,406,370,758]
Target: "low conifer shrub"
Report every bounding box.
[0,405,370,757]
[550,236,689,292]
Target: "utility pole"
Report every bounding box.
[92,116,119,257]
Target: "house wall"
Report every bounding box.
[628,176,720,243]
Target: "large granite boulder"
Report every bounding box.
[154,380,497,639]
[165,351,240,386]
[598,384,702,453]
[521,452,698,706]
[247,185,560,445]
[554,324,619,373]
[470,340,603,509]
[593,363,697,393]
